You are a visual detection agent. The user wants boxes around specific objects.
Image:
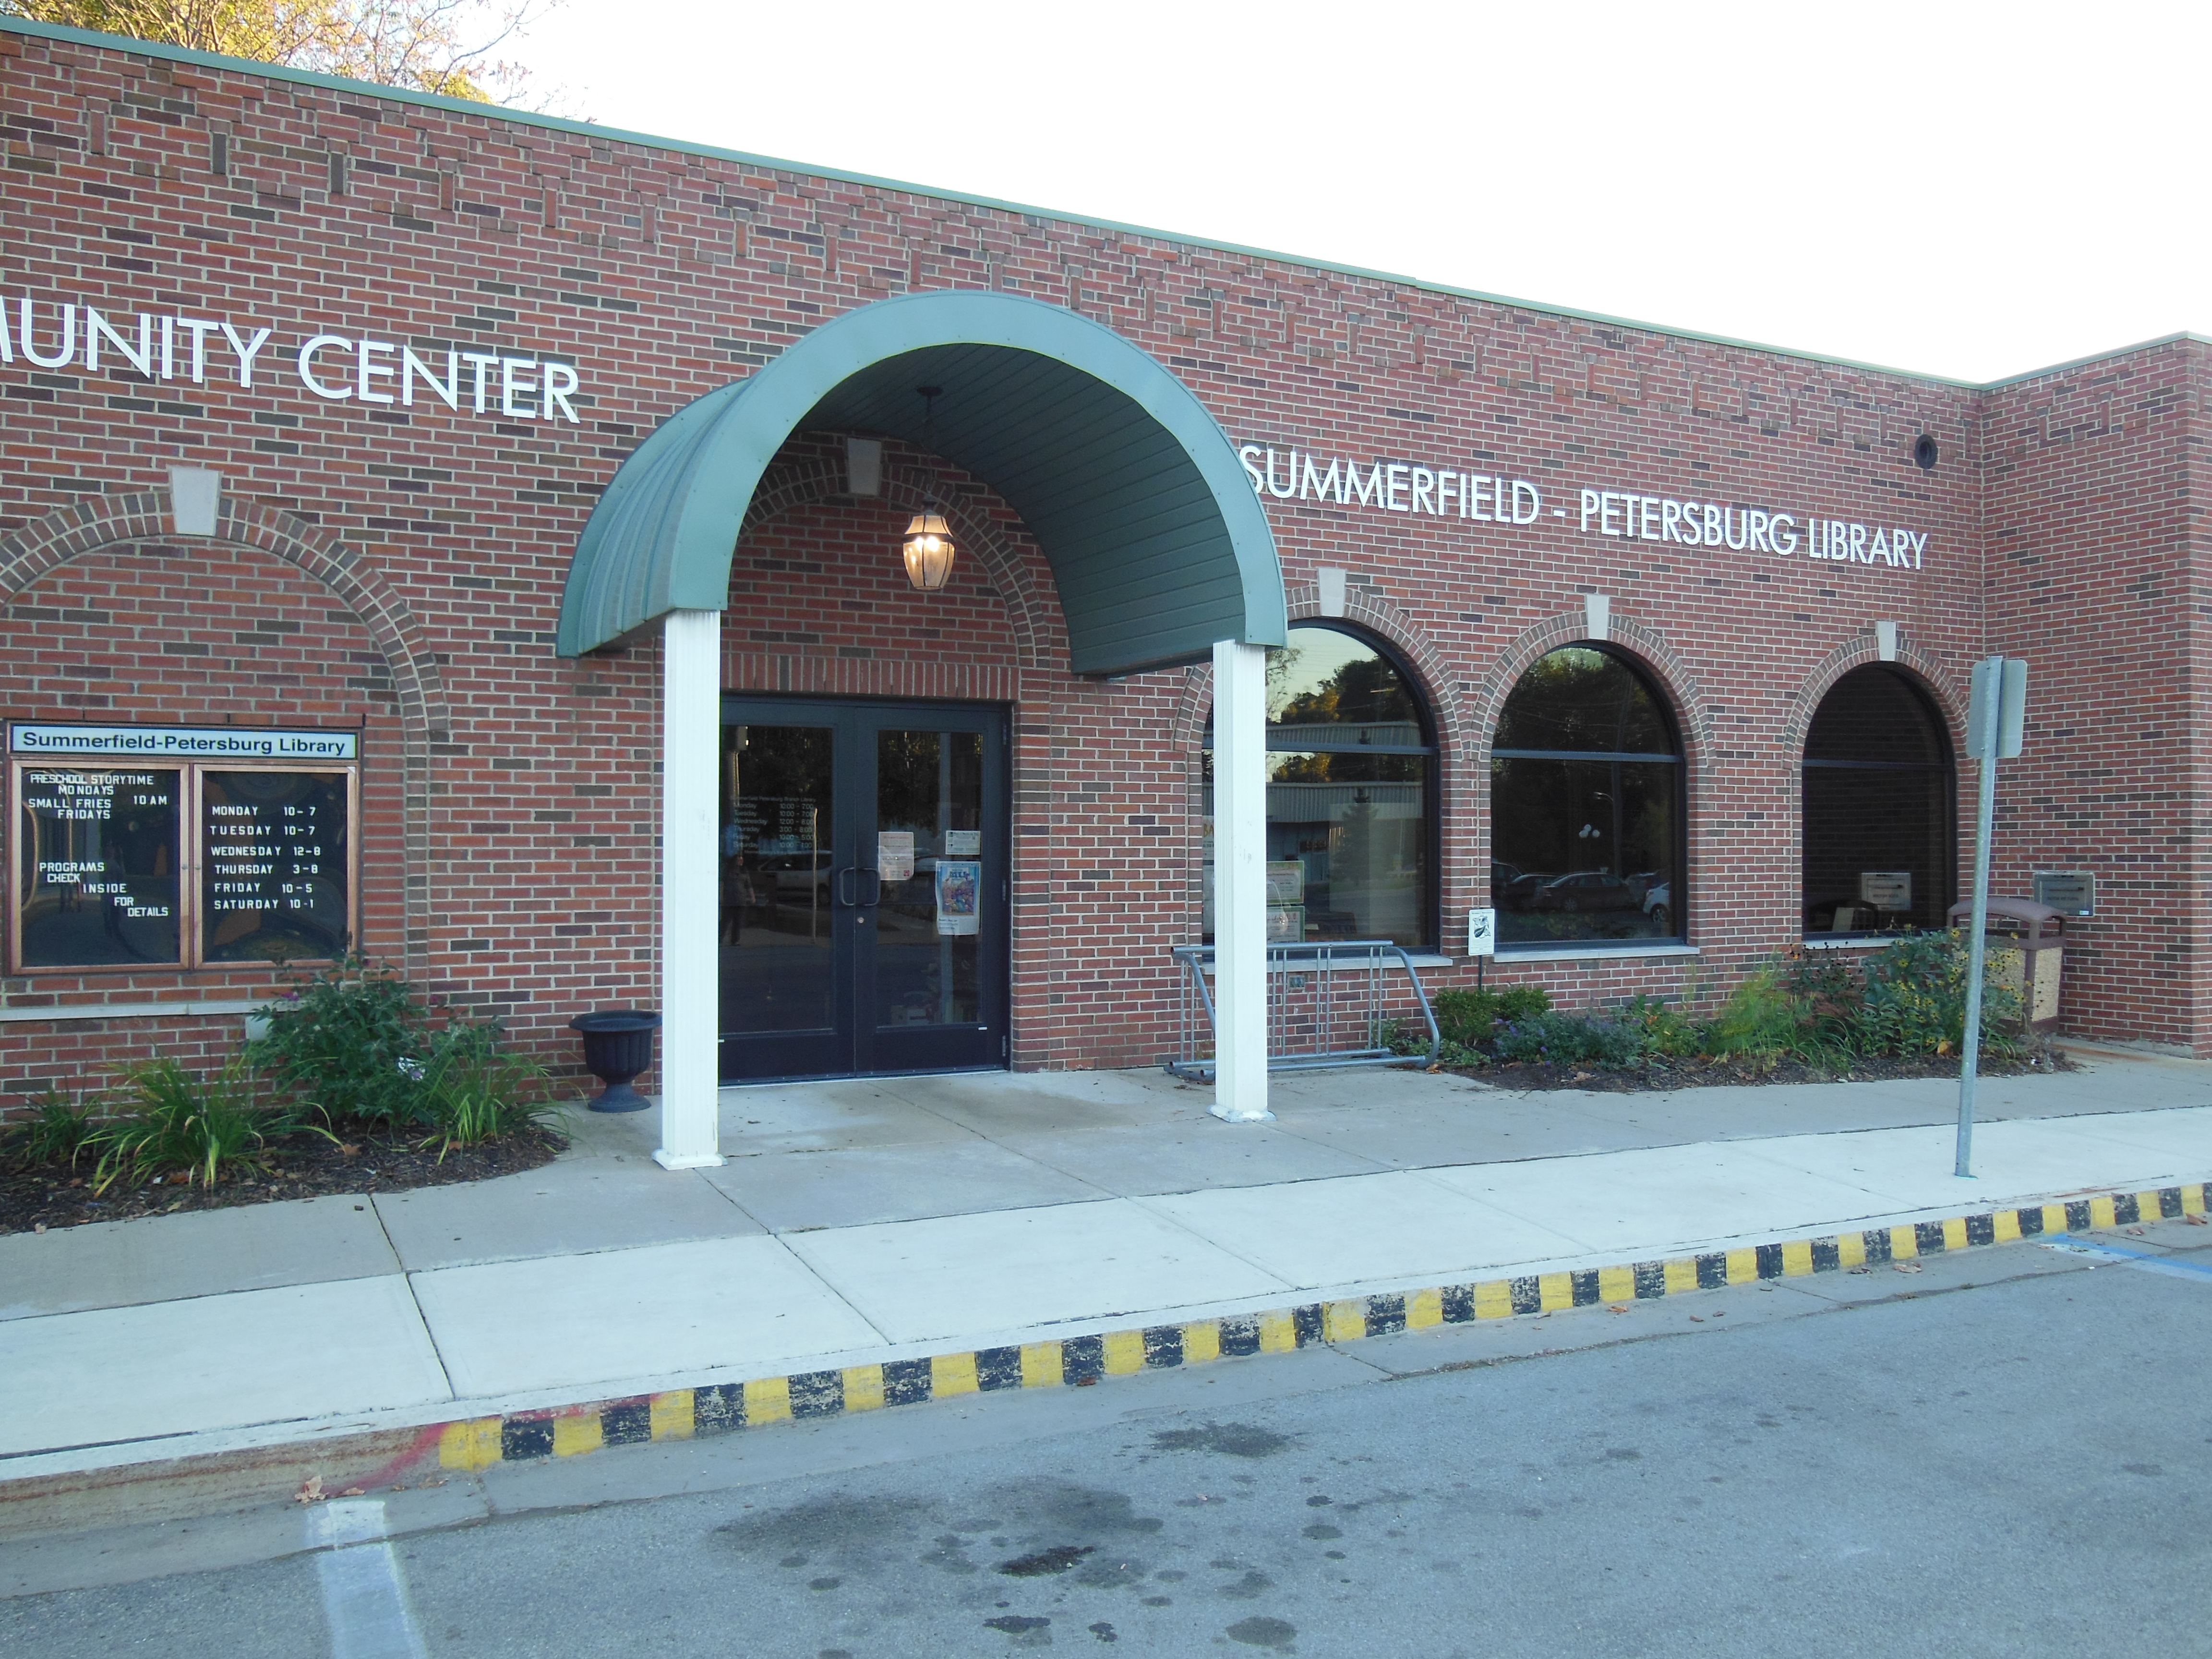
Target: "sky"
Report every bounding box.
[514,0,2206,385]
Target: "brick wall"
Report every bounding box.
[0,21,2197,1112]
[1979,339,2212,1049]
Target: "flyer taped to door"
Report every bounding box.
[936,860,981,935]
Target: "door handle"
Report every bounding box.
[862,870,882,907]
[837,866,859,907]
[836,867,884,907]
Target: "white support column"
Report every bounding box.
[1211,638,1273,1123]
[654,608,726,1169]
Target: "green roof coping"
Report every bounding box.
[3,15,2203,394]
[1975,332,2209,391]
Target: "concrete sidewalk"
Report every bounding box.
[5,1046,2211,1484]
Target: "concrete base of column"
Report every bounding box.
[652,1146,726,1171]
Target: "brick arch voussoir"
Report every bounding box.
[1171,661,1212,750]
[1289,583,1477,916]
[1168,594,1483,926]
[736,458,1053,673]
[1779,629,1964,759]
[0,493,448,976]
[1472,611,1717,773]
[1283,585,1465,758]
[227,504,448,737]
[0,494,449,736]
[1170,597,1465,754]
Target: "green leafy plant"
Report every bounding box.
[413,1022,551,1160]
[249,955,439,1127]
[1432,984,1552,1049]
[1859,930,2022,1059]
[1491,1008,1649,1069]
[1410,930,2030,1079]
[1706,968,1840,1066]
[86,1058,303,1193]
[15,1087,101,1166]
[1611,994,1711,1058]
[249,956,552,1143]
[1779,949,1870,1057]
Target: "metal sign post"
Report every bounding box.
[1957,656,2026,1178]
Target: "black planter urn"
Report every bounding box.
[568,1009,662,1113]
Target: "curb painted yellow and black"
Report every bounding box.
[436,1181,2206,1472]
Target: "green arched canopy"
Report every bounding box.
[557,290,1287,675]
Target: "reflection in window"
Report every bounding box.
[201,770,350,963]
[1205,624,1435,950]
[17,767,182,969]
[874,727,984,1028]
[1803,666,1954,936]
[1490,647,1683,946]
[720,724,835,1034]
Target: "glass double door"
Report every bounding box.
[718,697,1009,1082]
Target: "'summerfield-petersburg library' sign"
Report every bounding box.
[1,293,584,424]
[10,724,358,759]
[1239,442,1932,570]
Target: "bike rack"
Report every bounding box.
[1168,939,1442,1081]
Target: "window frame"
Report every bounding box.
[11,756,361,975]
[1204,620,1443,954]
[1800,665,1957,941]
[1488,642,1688,951]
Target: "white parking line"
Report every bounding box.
[309,1499,428,1659]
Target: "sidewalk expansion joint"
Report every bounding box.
[420,1180,2206,1474]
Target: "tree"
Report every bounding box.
[1,0,553,103]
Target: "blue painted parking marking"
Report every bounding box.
[2040,1238,2212,1283]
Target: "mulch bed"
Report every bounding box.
[0,1123,565,1237]
[1440,1049,2074,1094]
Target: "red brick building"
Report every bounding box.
[2,18,2205,1147]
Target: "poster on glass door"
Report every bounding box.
[936,860,981,935]
[877,830,915,882]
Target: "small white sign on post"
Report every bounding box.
[1467,907,1497,958]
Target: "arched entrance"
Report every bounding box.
[556,292,1288,1165]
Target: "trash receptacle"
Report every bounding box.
[1947,899,2065,1028]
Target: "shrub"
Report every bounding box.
[16,1087,100,1167]
[250,957,545,1138]
[1432,984,1552,1048]
[1779,949,1863,1026]
[1409,931,2026,1078]
[87,1058,301,1193]
[1708,969,1818,1063]
[1860,930,2022,1059]
[1612,995,1711,1058]
[250,956,433,1127]
[1491,1009,1648,1069]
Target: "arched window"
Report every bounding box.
[1205,623,1437,950]
[1802,666,1954,936]
[1490,646,1683,946]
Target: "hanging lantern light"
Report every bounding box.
[902,506,956,590]
[900,385,957,591]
